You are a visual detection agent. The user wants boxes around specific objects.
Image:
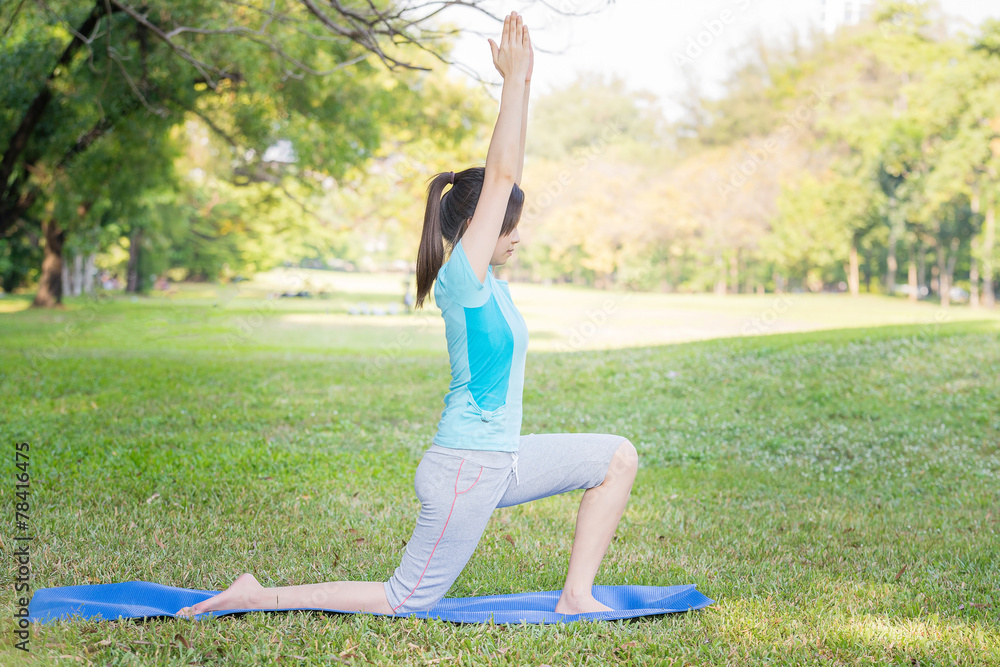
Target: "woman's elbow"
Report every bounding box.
[484,167,516,189]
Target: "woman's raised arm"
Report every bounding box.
[461,11,531,284]
[515,31,533,185]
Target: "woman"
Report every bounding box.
[177,11,637,620]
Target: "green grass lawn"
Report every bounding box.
[1,286,998,665]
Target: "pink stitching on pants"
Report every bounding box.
[392,459,483,612]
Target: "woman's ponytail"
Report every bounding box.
[413,167,523,310]
[415,172,453,309]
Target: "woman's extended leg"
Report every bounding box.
[177,445,511,619]
[554,438,638,614]
[176,574,392,618]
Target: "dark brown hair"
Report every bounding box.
[414,167,524,309]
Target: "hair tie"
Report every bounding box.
[449,171,455,185]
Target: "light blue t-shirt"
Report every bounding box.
[432,238,529,452]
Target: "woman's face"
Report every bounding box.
[490,226,520,267]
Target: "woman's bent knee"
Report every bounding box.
[606,438,638,482]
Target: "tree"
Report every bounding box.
[511,71,673,288]
[0,0,614,305]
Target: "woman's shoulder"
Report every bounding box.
[436,239,494,308]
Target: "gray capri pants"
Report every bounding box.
[383,432,628,614]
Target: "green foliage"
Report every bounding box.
[0,0,481,294]
[973,18,1000,56]
[3,1,1000,301]
[0,231,41,292]
[527,72,665,161]
[765,174,842,286]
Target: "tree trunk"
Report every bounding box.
[126,227,143,293]
[848,240,859,296]
[905,239,917,302]
[917,242,926,296]
[945,237,959,304]
[984,205,996,308]
[729,249,740,295]
[863,250,872,292]
[937,241,950,308]
[907,253,918,303]
[32,219,65,308]
[71,253,84,296]
[83,252,96,295]
[61,255,71,298]
[773,272,785,294]
[61,252,84,297]
[970,236,980,308]
[714,249,726,296]
[970,191,981,307]
[885,226,898,294]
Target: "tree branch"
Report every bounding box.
[109,0,221,87]
[299,0,430,73]
[183,104,336,228]
[1,0,29,38]
[0,1,112,204]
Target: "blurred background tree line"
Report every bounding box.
[1,0,998,308]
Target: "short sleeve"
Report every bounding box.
[437,239,492,308]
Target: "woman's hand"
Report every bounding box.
[525,22,533,83]
[488,11,531,82]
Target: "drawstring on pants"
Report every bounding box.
[510,452,520,486]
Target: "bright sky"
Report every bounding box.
[443,0,1000,121]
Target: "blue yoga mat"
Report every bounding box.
[29,581,714,625]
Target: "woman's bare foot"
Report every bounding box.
[554,590,613,615]
[176,573,266,618]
